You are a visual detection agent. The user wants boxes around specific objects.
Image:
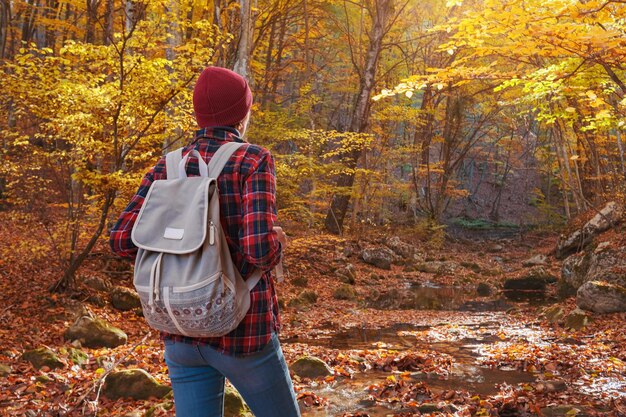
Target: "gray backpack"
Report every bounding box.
[131,142,262,337]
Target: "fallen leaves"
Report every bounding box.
[1,224,625,416]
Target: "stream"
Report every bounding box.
[286,319,536,416]
[283,285,624,416]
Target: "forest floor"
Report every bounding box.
[0,220,625,417]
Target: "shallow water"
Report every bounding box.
[289,287,622,416]
[287,319,537,416]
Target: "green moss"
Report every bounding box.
[333,284,357,300]
[461,261,481,272]
[298,290,318,304]
[292,276,308,287]
[450,217,519,230]
[21,348,64,370]
[68,348,89,366]
[289,290,318,307]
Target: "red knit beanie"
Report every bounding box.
[193,67,253,128]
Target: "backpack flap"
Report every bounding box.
[131,177,215,254]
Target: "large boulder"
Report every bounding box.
[290,356,333,379]
[503,267,555,301]
[504,267,554,291]
[82,276,112,292]
[522,254,548,267]
[561,252,591,290]
[64,316,127,348]
[556,202,623,259]
[385,237,415,259]
[110,286,141,311]
[360,247,396,270]
[585,244,626,287]
[21,348,64,370]
[415,261,459,275]
[103,369,171,400]
[577,281,626,313]
[334,264,357,285]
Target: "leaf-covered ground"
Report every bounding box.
[0,218,625,416]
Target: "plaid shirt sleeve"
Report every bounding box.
[239,149,282,272]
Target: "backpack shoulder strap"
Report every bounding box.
[208,142,244,178]
[165,148,183,180]
[208,141,264,290]
[246,269,263,291]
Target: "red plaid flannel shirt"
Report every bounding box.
[109,127,282,356]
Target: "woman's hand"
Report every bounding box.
[273,226,288,249]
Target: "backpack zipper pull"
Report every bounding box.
[209,221,216,245]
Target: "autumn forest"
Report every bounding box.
[1,0,626,416]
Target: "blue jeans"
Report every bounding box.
[164,333,301,417]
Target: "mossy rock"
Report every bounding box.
[21,348,64,370]
[415,262,438,273]
[292,276,309,287]
[335,264,357,285]
[0,363,11,377]
[103,369,171,400]
[67,348,89,366]
[577,281,626,313]
[542,305,565,324]
[418,404,442,413]
[87,295,107,307]
[333,284,357,300]
[64,316,127,348]
[297,290,318,305]
[82,276,112,292]
[564,308,589,331]
[476,282,492,296]
[142,392,174,417]
[224,385,251,417]
[36,374,52,383]
[370,273,383,280]
[461,261,482,272]
[540,405,591,417]
[110,286,142,311]
[290,356,332,379]
[360,247,395,270]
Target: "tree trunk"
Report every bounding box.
[164,0,182,151]
[44,0,60,49]
[268,14,286,101]
[60,3,72,46]
[0,0,10,59]
[51,192,116,292]
[551,127,571,220]
[324,0,395,234]
[617,129,626,177]
[233,0,252,79]
[21,0,38,44]
[103,0,114,44]
[260,19,275,108]
[85,0,99,44]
